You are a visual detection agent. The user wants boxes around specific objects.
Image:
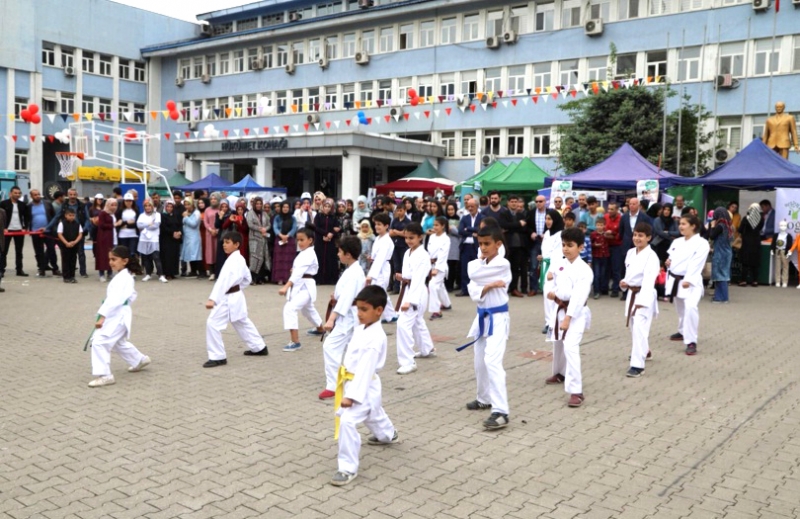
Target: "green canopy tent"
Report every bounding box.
[401,159,440,180]
[455,161,509,196]
[149,172,190,196]
[481,157,549,193]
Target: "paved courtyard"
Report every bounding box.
[0,243,798,519]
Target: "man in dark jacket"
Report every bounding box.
[618,197,653,299]
[0,186,28,277]
[456,199,483,296]
[26,189,60,277]
[0,206,6,292]
[506,195,529,297]
[48,188,89,277]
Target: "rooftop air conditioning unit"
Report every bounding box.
[585,19,603,36]
[355,51,369,65]
[307,113,320,123]
[752,0,770,10]
[456,96,471,108]
[285,63,296,74]
[319,56,329,69]
[715,74,734,89]
[715,148,735,164]
[175,76,185,87]
[289,12,302,22]
[201,74,211,84]
[503,31,518,44]
[389,106,403,118]
[200,24,213,37]
[188,121,198,131]
[359,0,374,7]
[486,36,501,49]
[250,57,264,70]
[481,154,496,167]
[64,65,76,76]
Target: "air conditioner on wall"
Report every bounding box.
[250,57,264,70]
[503,31,518,44]
[175,77,185,87]
[486,36,501,49]
[481,154,496,166]
[188,121,198,131]
[319,56,329,69]
[289,12,302,21]
[715,74,735,89]
[200,24,213,36]
[585,19,603,36]
[358,0,374,7]
[479,93,490,104]
[201,74,211,84]
[285,63,296,74]
[355,51,369,64]
[64,65,75,76]
[456,96,471,108]
[389,106,403,118]
[752,0,770,10]
[307,113,320,123]
[715,148,736,163]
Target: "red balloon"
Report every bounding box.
[166,100,177,111]
[169,110,180,121]
[408,88,417,99]
[410,98,419,107]
[31,114,41,124]
[20,109,31,121]
[28,104,39,115]
[125,127,137,140]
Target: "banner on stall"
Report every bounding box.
[775,188,800,267]
[550,181,573,207]
[637,180,659,205]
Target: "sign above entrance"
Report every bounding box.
[221,139,288,152]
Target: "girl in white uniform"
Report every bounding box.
[280,228,325,352]
[88,246,151,387]
[666,214,710,356]
[427,216,452,320]
[540,210,565,335]
[366,213,396,323]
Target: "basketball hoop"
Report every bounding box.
[56,152,84,179]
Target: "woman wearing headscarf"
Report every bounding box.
[222,199,250,261]
[709,207,734,302]
[213,200,232,278]
[539,209,565,335]
[738,203,764,287]
[180,199,203,277]
[159,199,182,280]
[445,201,461,292]
[336,200,353,237]
[246,196,271,284]
[95,198,118,282]
[271,201,297,285]
[352,195,371,233]
[652,203,680,262]
[203,192,221,278]
[310,199,341,285]
[357,219,375,273]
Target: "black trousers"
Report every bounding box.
[0,234,25,274]
[32,234,59,272]
[509,246,529,293]
[445,259,460,291]
[459,243,478,295]
[142,251,164,276]
[60,247,77,279]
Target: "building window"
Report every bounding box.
[615,53,637,78]
[218,97,230,118]
[14,98,27,120]
[486,9,504,38]
[318,2,343,16]
[194,57,204,78]
[440,74,455,97]
[719,42,745,77]
[134,102,145,122]
[398,78,412,100]
[309,39,322,62]
[277,45,288,67]
[717,116,742,150]
[532,127,551,155]
[646,50,667,78]
[794,36,800,72]
[461,131,477,157]
[533,62,552,90]
[98,98,112,115]
[361,30,375,54]
[510,5,530,34]
[441,17,456,44]
[754,39,780,76]
[618,0,639,19]
[326,36,339,59]
[42,43,55,66]
[82,53,95,73]
[42,93,57,113]
[213,22,233,35]
[99,55,112,76]
[678,46,701,81]
[484,67,502,93]
[62,48,75,68]
[589,0,610,19]
[82,96,94,114]
[292,41,305,64]
[206,55,217,76]
[237,17,259,31]
[180,59,191,79]
[418,76,433,99]
[559,59,579,85]
[360,82,374,102]
[378,80,392,101]
[246,48,259,70]
[291,90,303,110]
[233,96,244,115]
[484,130,501,156]
[419,20,434,47]
[588,56,607,81]
[234,50,245,72]
[61,94,75,114]
[535,2,555,32]
[324,86,337,106]
[119,59,131,79]
[463,14,480,41]
[650,0,676,15]
[680,0,705,10]
[399,24,414,50]
[441,132,455,157]
[263,12,284,27]
[277,91,288,110]
[14,150,29,172]
[461,71,478,95]
[343,33,356,57]
[508,128,525,156]
[134,61,146,82]
[562,0,581,29]
[261,45,274,69]
[342,84,355,106]
[220,52,231,74]
[379,27,394,53]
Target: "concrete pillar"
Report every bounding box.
[185,159,200,181]
[255,157,273,187]
[341,152,361,200]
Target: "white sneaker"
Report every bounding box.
[159,276,168,283]
[414,349,437,358]
[782,283,788,288]
[141,275,151,282]
[128,356,151,372]
[88,375,115,387]
[396,363,418,375]
[209,274,216,281]
[99,276,106,283]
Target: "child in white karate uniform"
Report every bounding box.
[540,210,565,335]
[320,237,366,400]
[427,216,452,320]
[88,245,151,387]
[203,231,268,368]
[620,222,659,377]
[367,213,396,323]
[280,227,325,352]
[546,228,593,408]
[331,285,397,487]
[464,226,513,430]
[666,214,710,356]
[395,222,435,374]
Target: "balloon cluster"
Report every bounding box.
[20,104,42,124]
[203,123,220,138]
[124,127,139,142]
[166,100,180,121]
[408,88,420,107]
[54,129,71,144]
[356,111,368,125]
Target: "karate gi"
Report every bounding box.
[622,246,660,369]
[426,232,451,313]
[206,250,266,360]
[550,257,593,395]
[283,247,323,330]
[323,261,366,391]
[541,230,563,329]
[337,322,395,475]
[467,256,512,415]
[91,269,147,376]
[367,233,396,321]
[396,246,435,368]
[666,234,710,345]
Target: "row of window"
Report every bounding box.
[13,94,145,121]
[42,43,146,82]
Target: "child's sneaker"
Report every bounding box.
[99,276,106,283]
[626,367,644,378]
[545,374,565,385]
[466,400,492,411]
[483,412,509,430]
[88,375,115,387]
[396,363,417,375]
[330,471,357,486]
[128,356,151,372]
[307,328,324,336]
[685,343,697,355]
[669,332,684,341]
[429,312,443,320]
[283,342,302,352]
[567,393,585,407]
[367,430,399,445]
[414,349,437,359]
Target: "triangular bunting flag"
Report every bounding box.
[104,135,110,142]
[470,105,477,112]
[445,108,452,116]
[235,107,242,117]
[161,110,169,119]
[184,132,190,138]
[30,136,36,142]
[522,97,529,105]
[511,99,518,106]
[345,119,352,126]
[333,120,340,128]
[264,127,270,134]
[46,114,56,123]
[164,133,171,140]
[47,135,55,143]
[243,128,250,136]
[325,121,331,129]
[502,101,509,108]
[233,129,240,137]
[314,122,320,130]
[60,114,69,122]
[424,111,430,118]
[253,128,259,136]
[434,110,440,117]
[385,115,391,123]
[150,111,158,120]
[225,108,233,117]
[193,131,199,138]
[532,96,538,104]
[283,125,290,133]
[292,124,299,132]
[303,122,310,131]
[12,136,18,142]
[223,130,229,137]
[98,113,105,122]
[123,111,133,122]
[273,126,280,134]
[204,109,211,119]
[85,113,93,121]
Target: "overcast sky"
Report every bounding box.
[109,0,252,22]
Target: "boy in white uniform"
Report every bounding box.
[427,216,452,320]
[320,236,366,400]
[204,231,268,367]
[546,227,593,408]
[462,226,513,430]
[620,222,659,377]
[332,285,398,487]
[666,214,710,356]
[280,227,325,352]
[395,222,435,374]
[366,213,396,323]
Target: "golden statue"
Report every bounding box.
[762,102,800,159]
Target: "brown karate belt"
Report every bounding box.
[395,278,411,309]
[625,286,641,328]
[553,296,570,341]
[226,285,240,294]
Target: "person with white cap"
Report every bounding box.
[294,193,316,229]
[116,193,140,258]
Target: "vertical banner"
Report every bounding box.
[551,180,573,208]
[667,185,705,212]
[775,188,800,267]
[636,179,659,205]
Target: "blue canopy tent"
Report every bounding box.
[228,174,288,196]
[545,143,681,190]
[180,173,233,192]
[671,139,800,189]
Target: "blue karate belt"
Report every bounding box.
[456,303,509,352]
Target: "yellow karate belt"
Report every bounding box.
[334,366,355,440]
